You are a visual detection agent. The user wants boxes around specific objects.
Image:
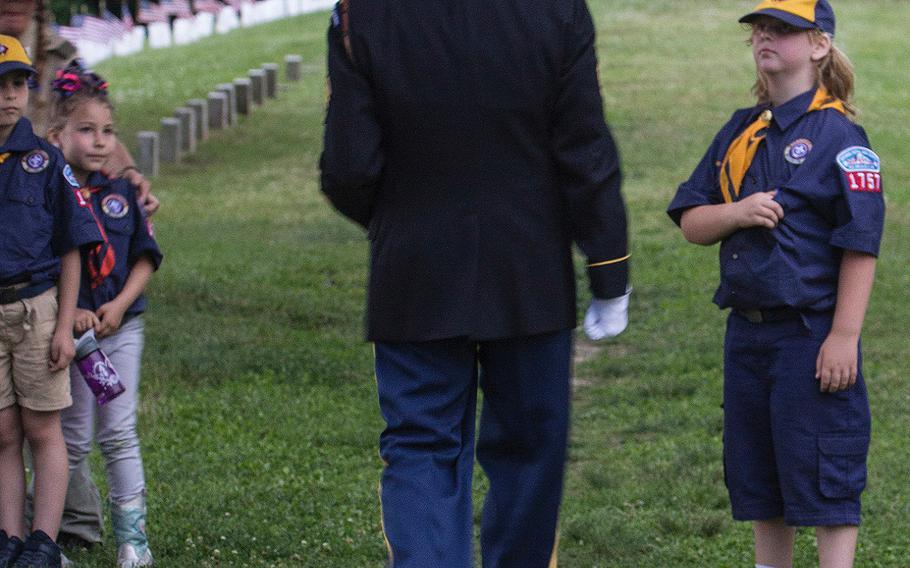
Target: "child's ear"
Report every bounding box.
[810,33,832,62]
[46,128,62,147]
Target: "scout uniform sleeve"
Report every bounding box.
[829,134,885,256]
[50,161,103,255]
[551,0,629,299]
[319,0,384,229]
[128,188,164,270]
[667,131,729,226]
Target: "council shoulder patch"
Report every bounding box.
[62,164,81,188]
[784,138,813,165]
[101,194,130,219]
[21,150,49,173]
[836,146,880,173]
[837,147,882,193]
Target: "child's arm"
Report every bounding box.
[815,250,877,393]
[95,256,155,338]
[679,190,783,245]
[50,249,81,371]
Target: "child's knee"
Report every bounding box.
[98,433,140,460]
[20,408,64,449]
[0,406,24,448]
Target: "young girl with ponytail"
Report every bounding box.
[667,2,884,567]
[47,63,162,568]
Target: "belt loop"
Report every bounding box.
[21,298,35,332]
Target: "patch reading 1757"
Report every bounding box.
[837,146,881,193]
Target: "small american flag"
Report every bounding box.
[162,0,194,18]
[192,0,224,14]
[138,1,170,24]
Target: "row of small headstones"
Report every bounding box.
[135,54,305,176]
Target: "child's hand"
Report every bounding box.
[74,309,101,334]
[49,329,76,371]
[96,301,127,338]
[734,190,784,230]
[815,331,859,392]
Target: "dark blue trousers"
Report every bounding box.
[375,330,572,568]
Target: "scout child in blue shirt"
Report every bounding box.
[45,63,162,568]
[0,35,102,567]
[668,2,884,568]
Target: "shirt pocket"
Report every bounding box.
[817,434,869,499]
[104,217,135,237]
[3,181,53,258]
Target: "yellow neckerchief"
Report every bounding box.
[718,87,846,204]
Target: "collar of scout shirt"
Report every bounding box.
[85,169,117,190]
[719,86,845,203]
[767,86,840,130]
[0,117,40,153]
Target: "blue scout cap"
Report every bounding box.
[739,0,836,36]
[0,34,36,77]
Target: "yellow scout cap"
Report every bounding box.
[739,0,836,36]
[0,34,36,77]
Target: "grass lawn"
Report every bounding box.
[61,1,908,566]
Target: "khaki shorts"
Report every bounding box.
[0,287,71,411]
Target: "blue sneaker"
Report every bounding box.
[0,530,25,567]
[11,530,61,567]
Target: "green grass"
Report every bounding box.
[60,1,909,566]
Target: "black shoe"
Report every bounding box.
[11,531,60,568]
[0,530,25,568]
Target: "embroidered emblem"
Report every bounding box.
[21,150,49,173]
[62,164,81,188]
[836,146,880,173]
[785,138,813,165]
[837,147,882,193]
[0,44,8,56]
[72,188,88,207]
[101,194,129,219]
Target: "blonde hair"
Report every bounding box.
[751,29,857,119]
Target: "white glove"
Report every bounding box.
[583,290,630,341]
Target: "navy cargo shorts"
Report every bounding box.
[722,309,870,526]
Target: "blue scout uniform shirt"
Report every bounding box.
[668,88,885,312]
[77,171,163,316]
[0,117,102,287]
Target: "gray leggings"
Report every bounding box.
[62,316,147,503]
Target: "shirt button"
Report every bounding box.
[732,253,739,260]
[27,197,34,205]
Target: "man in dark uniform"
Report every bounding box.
[320,0,630,565]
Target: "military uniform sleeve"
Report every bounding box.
[552,0,629,299]
[319,0,384,229]
[829,132,885,256]
[128,189,164,270]
[50,162,103,255]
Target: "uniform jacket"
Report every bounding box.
[0,117,102,287]
[321,0,630,341]
[668,88,885,312]
[77,172,163,316]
